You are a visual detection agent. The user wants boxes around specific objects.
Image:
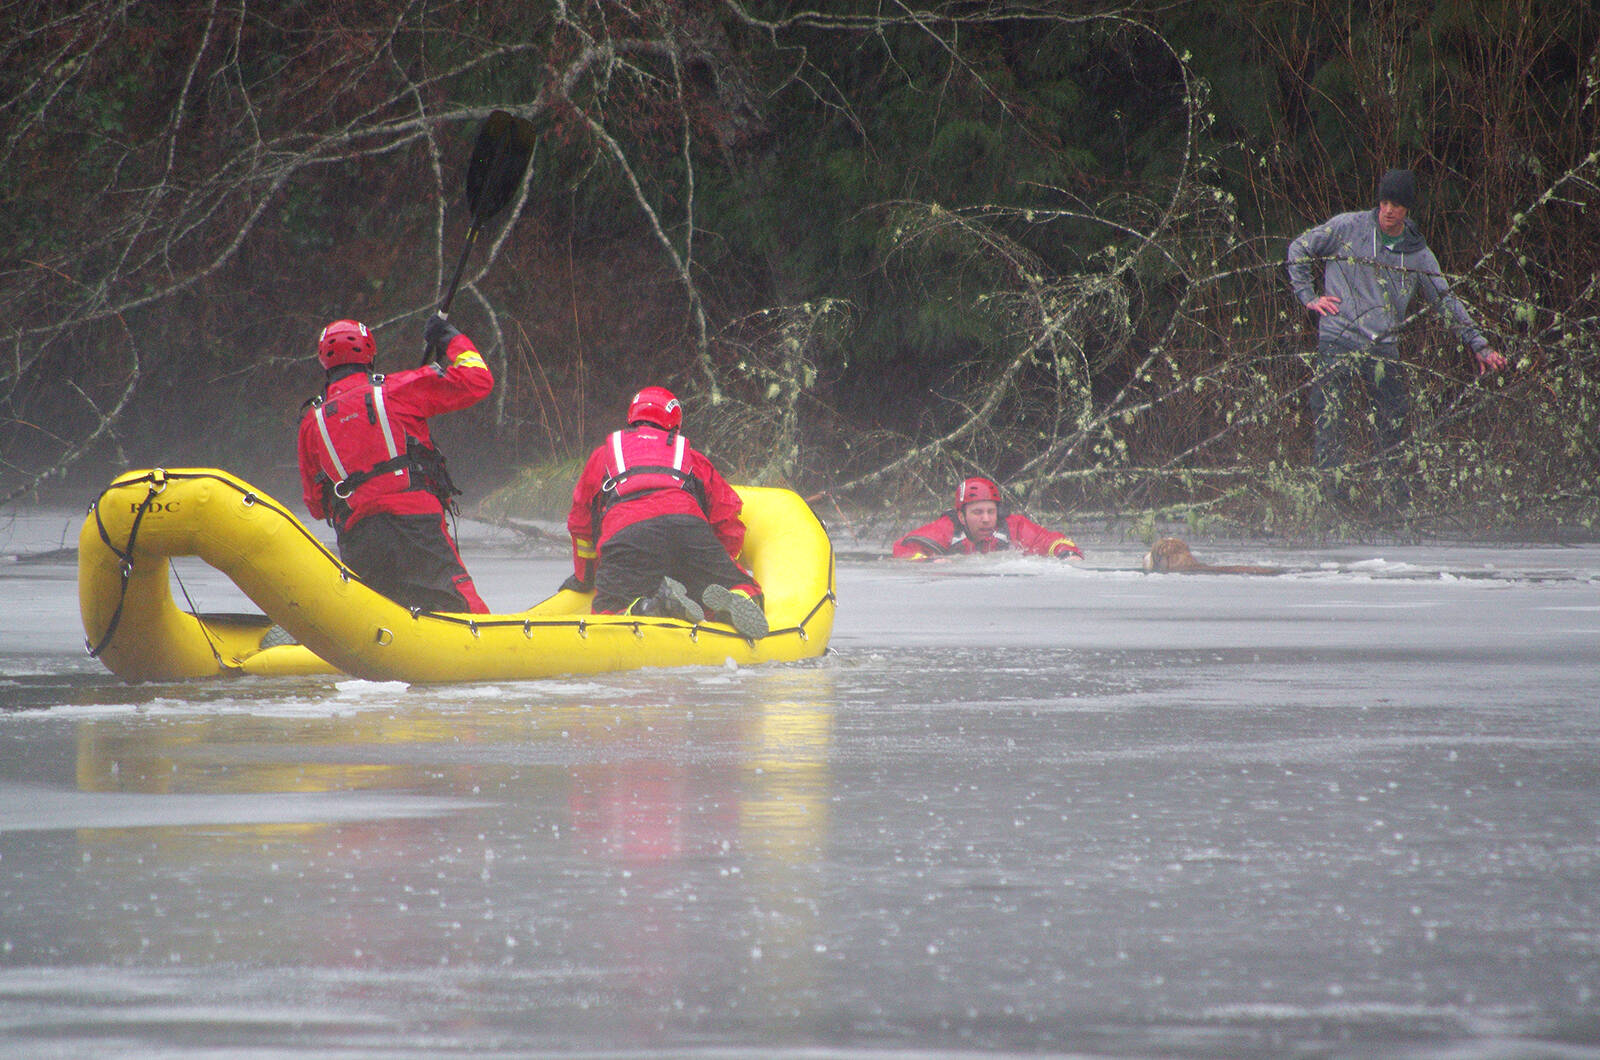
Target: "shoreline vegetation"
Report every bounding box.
[4,3,1596,537]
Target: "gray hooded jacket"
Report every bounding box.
[1286,209,1488,354]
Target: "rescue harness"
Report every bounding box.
[308,373,460,530]
[590,429,710,530]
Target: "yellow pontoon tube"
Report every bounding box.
[79,468,835,683]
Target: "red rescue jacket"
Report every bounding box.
[892,509,1082,559]
[298,334,492,531]
[566,426,746,584]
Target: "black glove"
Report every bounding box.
[560,574,593,594]
[424,314,462,352]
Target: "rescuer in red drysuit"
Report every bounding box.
[892,476,1085,561]
[297,316,492,613]
[566,386,767,638]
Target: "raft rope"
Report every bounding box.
[168,559,228,670]
[85,470,166,658]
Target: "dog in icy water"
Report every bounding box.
[1142,537,1280,575]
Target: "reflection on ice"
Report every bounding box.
[0,785,485,834]
[331,679,411,698]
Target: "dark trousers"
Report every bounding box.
[338,510,487,613]
[593,514,757,614]
[1308,339,1409,472]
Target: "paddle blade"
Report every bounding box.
[464,109,538,223]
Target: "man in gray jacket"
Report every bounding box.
[1286,168,1505,475]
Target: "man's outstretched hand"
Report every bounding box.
[1475,348,1507,377]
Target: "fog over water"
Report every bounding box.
[2,504,1598,1058]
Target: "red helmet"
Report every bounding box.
[956,476,1001,510]
[317,319,376,370]
[627,385,682,430]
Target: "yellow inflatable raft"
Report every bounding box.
[79,468,835,683]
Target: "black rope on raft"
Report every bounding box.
[85,470,166,659]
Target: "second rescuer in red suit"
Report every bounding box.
[893,476,1084,560]
[298,315,492,613]
[566,386,767,637]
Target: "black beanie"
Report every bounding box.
[1378,169,1417,211]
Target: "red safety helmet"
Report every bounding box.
[627,385,682,430]
[317,319,376,370]
[956,475,1001,510]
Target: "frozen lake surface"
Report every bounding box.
[2,505,1598,1058]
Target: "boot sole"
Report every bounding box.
[702,584,768,639]
[659,577,705,623]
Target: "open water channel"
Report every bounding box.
[1,502,1597,1058]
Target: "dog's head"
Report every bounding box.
[1143,537,1197,572]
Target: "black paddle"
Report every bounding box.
[422,109,538,364]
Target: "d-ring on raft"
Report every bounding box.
[79,468,835,683]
